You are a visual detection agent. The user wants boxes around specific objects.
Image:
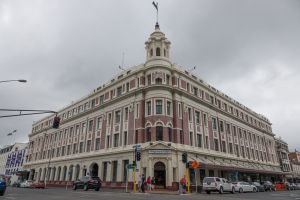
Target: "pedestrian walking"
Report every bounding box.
[180,175,187,194]
[151,176,156,190]
[147,176,152,191]
[141,174,146,193]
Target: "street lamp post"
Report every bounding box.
[0,79,27,83]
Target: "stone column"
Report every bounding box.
[167,158,173,187]
[148,158,153,177]
[117,159,122,182]
[106,162,112,182]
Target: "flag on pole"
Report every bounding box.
[152,1,158,11]
[7,132,12,136]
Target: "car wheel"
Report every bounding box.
[231,187,235,194]
[0,191,4,196]
[206,190,211,194]
[84,184,88,191]
[253,188,257,192]
[95,187,100,191]
[239,188,243,193]
[72,185,77,190]
[219,187,224,194]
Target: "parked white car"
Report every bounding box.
[233,182,257,193]
[20,180,33,188]
[203,177,235,194]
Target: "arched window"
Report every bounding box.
[156,47,161,56]
[146,127,151,142]
[164,49,166,56]
[156,126,163,141]
[168,127,172,142]
[150,49,153,57]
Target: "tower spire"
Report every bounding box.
[152,1,159,29]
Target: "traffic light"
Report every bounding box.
[136,151,141,161]
[133,161,136,166]
[182,152,187,163]
[52,116,60,129]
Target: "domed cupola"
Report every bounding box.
[145,23,171,67]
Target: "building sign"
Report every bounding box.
[149,149,171,154]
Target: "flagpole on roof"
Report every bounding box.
[152,1,159,25]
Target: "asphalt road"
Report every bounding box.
[2,187,300,200]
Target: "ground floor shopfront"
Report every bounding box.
[24,141,282,190]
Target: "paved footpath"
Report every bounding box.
[2,187,300,200]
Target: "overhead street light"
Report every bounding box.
[0,79,27,83]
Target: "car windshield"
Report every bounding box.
[253,182,260,186]
[203,177,215,183]
[91,177,100,180]
[81,176,90,181]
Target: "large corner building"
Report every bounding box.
[24,23,281,190]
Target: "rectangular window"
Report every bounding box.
[117,86,122,97]
[167,101,171,115]
[229,143,233,154]
[115,110,121,124]
[95,138,100,150]
[235,145,239,157]
[205,136,209,149]
[212,118,217,130]
[97,117,102,130]
[61,146,65,156]
[81,123,86,134]
[197,134,202,148]
[113,133,119,147]
[214,139,219,151]
[88,120,93,132]
[180,130,184,144]
[189,132,193,146]
[222,141,226,153]
[135,130,138,144]
[73,144,77,154]
[124,107,129,121]
[106,135,110,148]
[220,121,224,132]
[123,131,127,146]
[100,95,104,105]
[203,113,207,126]
[146,101,151,116]
[195,111,200,124]
[147,74,151,85]
[67,145,71,155]
[107,113,112,126]
[156,100,163,114]
[188,108,192,121]
[178,103,182,118]
[136,104,139,118]
[86,140,91,152]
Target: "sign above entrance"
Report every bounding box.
[149,149,171,154]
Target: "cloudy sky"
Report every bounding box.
[0,0,299,151]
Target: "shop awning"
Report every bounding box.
[196,156,283,175]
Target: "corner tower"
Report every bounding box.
[145,23,171,67]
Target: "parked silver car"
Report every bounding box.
[203,177,235,194]
[233,181,257,193]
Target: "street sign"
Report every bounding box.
[128,164,134,169]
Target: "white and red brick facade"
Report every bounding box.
[24,23,281,190]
